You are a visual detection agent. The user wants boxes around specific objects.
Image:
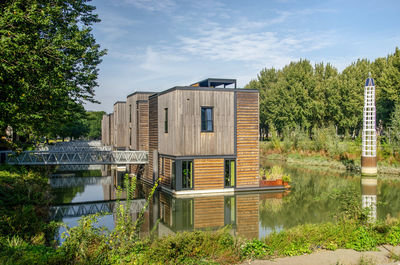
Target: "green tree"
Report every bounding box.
[0,0,106,148]
[388,104,400,155]
[84,110,106,139]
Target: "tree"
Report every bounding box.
[84,111,106,139]
[0,0,106,148]
[388,104,400,155]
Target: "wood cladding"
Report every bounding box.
[236,92,259,188]
[126,92,153,150]
[193,158,224,190]
[158,90,235,156]
[194,196,224,229]
[147,96,158,183]
[159,157,171,187]
[137,101,149,151]
[113,102,128,148]
[101,114,110,146]
[236,194,259,239]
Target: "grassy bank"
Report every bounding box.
[260,138,400,175]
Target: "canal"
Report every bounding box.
[50,160,400,242]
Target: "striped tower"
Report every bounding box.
[361,73,377,175]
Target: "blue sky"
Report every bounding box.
[85,0,400,113]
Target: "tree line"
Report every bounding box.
[246,48,400,142]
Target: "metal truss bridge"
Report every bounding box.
[50,199,147,219]
[0,150,148,165]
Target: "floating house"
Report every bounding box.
[102,78,260,195]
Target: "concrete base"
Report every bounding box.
[361,166,377,175]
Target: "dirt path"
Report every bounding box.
[242,246,400,265]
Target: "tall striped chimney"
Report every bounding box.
[361,73,377,175]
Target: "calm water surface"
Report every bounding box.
[50,161,400,242]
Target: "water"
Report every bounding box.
[50,161,400,242]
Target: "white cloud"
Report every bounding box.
[178,23,335,68]
[119,0,176,12]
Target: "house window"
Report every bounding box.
[182,160,193,189]
[201,107,213,132]
[164,108,168,133]
[129,128,132,146]
[129,104,132,122]
[224,159,235,187]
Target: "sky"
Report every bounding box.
[85,0,400,113]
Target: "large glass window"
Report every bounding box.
[224,159,235,187]
[201,107,213,132]
[164,108,168,133]
[182,160,193,189]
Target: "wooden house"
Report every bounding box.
[113,102,128,149]
[126,92,153,151]
[145,78,260,195]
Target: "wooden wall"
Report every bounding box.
[193,158,224,190]
[137,101,149,151]
[147,96,158,183]
[158,89,235,156]
[236,92,259,188]
[101,114,109,145]
[236,194,259,239]
[126,92,153,150]
[109,113,114,146]
[159,156,171,187]
[113,102,128,148]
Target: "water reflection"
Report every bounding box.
[50,162,400,243]
[361,177,377,222]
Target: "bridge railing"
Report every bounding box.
[37,146,112,152]
[0,150,148,165]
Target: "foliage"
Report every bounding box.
[0,0,106,148]
[264,165,291,181]
[0,165,57,244]
[84,111,106,139]
[247,47,400,138]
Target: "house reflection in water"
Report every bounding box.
[100,165,289,239]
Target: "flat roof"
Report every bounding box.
[113,101,126,105]
[150,86,258,98]
[126,91,155,98]
[191,78,237,88]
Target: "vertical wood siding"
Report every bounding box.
[147,96,158,183]
[113,102,128,148]
[236,92,259,188]
[193,158,224,190]
[158,90,234,156]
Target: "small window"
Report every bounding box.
[164,108,168,133]
[129,104,132,122]
[224,159,235,187]
[201,107,213,132]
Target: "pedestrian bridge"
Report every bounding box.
[0,150,148,165]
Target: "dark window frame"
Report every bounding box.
[182,160,194,190]
[164,108,168,133]
[129,104,132,122]
[224,159,236,188]
[201,106,214,132]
